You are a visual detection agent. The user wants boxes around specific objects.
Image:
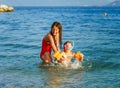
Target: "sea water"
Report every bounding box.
[0,6,120,88]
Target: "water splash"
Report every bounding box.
[71,59,83,69]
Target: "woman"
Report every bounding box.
[40,21,62,63]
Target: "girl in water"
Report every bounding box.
[40,21,62,64]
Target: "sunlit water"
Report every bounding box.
[0,6,120,88]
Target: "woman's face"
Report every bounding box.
[52,26,59,36]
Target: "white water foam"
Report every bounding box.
[71,59,83,69]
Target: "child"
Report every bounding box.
[53,41,84,67]
[40,21,62,64]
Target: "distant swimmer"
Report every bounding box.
[103,12,107,16]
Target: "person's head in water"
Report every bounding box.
[63,41,73,51]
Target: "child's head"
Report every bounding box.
[50,21,62,45]
[63,41,73,51]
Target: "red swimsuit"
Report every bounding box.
[40,39,52,58]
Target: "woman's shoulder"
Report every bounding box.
[44,33,52,39]
[47,33,52,37]
[43,33,54,43]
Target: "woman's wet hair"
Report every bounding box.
[50,21,62,47]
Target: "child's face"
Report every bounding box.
[64,43,72,51]
[52,26,59,36]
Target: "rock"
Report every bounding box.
[7,7,14,12]
[0,4,8,8]
[0,4,14,12]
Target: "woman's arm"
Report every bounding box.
[54,33,60,51]
[48,34,58,52]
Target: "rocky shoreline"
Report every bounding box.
[0,4,14,12]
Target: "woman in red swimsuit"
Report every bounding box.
[40,21,62,63]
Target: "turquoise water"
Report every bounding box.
[0,6,120,88]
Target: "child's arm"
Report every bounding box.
[74,52,84,61]
[53,51,65,62]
